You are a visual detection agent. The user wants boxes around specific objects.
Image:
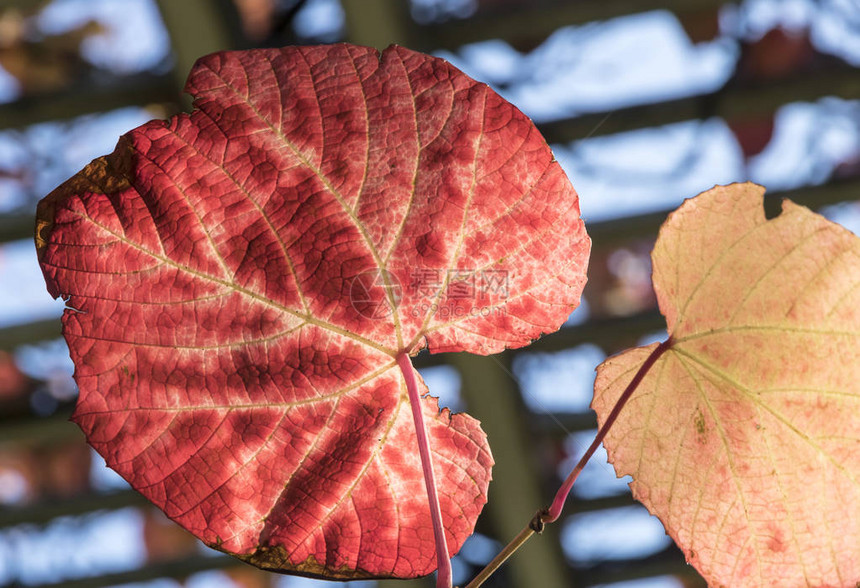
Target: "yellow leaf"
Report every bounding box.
[594,183,860,587]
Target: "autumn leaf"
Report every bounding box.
[35,44,589,579]
[593,183,860,587]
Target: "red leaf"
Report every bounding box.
[35,44,589,579]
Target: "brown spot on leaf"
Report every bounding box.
[694,407,707,443]
[237,545,377,580]
[35,140,134,260]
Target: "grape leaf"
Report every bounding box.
[593,183,860,587]
[35,44,590,579]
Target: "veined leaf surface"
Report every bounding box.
[594,183,860,587]
[36,44,590,579]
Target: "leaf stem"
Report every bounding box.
[544,338,672,522]
[397,352,452,588]
[463,339,673,588]
[462,524,535,588]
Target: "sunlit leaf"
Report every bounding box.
[594,183,860,587]
[36,44,589,579]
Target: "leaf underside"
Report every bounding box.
[594,183,860,587]
[36,44,590,579]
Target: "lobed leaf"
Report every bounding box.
[594,183,860,587]
[35,44,589,579]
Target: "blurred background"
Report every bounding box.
[0,0,859,587]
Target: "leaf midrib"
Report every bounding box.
[671,345,860,491]
[203,58,406,350]
[64,206,396,356]
[74,359,398,419]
